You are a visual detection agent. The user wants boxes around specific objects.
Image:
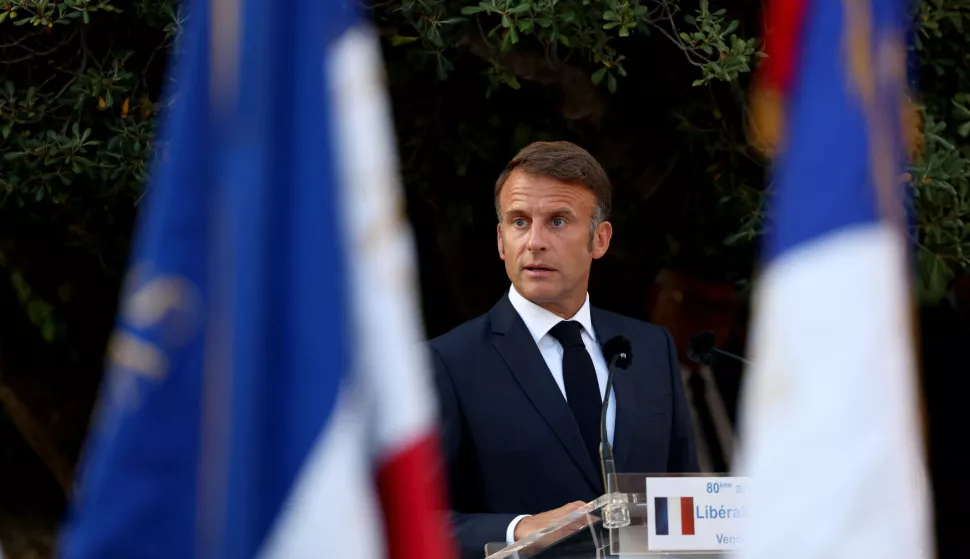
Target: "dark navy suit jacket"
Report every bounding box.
[429,294,699,559]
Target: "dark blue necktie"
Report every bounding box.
[549,320,602,474]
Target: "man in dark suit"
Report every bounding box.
[429,141,699,559]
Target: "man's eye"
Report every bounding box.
[512,218,527,227]
[552,218,566,227]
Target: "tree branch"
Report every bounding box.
[0,362,74,495]
[1,30,78,66]
[373,19,607,122]
[0,29,44,49]
[458,31,607,123]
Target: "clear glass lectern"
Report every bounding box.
[483,473,741,559]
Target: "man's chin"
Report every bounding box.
[515,281,559,303]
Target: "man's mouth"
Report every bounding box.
[524,265,555,273]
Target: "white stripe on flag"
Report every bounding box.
[327,26,437,461]
[260,24,441,558]
[668,497,683,536]
[258,379,384,558]
[736,225,932,559]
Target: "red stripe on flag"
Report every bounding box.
[758,0,810,93]
[376,432,457,559]
[680,497,695,536]
[748,0,810,152]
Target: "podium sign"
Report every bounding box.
[645,476,750,552]
[484,473,747,558]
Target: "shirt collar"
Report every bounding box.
[507,284,597,344]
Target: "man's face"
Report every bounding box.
[497,170,612,316]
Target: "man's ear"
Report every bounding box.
[591,221,612,259]
[497,223,505,260]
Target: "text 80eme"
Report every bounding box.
[706,482,749,494]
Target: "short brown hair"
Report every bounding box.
[494,141,612,223]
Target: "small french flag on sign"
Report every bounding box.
[655,497,695,536]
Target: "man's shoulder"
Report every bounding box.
[592,306,670,341]
[428,311,492,360]
[592,307,676,375]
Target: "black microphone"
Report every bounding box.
[688,331,750,365]
[600,336,632,493]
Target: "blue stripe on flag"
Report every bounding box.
[58,2,214,556]
[655,497,669,536]
[219,0,357,554]
[765,0,909,262]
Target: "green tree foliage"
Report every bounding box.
[375,0,970,302]
[909,0,970,300]
[0,0,179,479]
[0,0,968,473]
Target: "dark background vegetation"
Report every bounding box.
[1,0,969,554]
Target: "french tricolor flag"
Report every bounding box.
[736,0,932,558]
[654,497,696,537]
[57,1,456,558]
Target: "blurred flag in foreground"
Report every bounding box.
[58,0,454,557]
[738,0,932,558]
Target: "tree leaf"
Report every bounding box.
[508,2,532,15]
[957,120,970,138]
[501,28,513,50]
[919,249,954,301]
[391,35,420,47]
[591,67,607,85]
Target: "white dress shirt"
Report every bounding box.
[504,285,616,542]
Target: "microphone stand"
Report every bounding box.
[709,347,751,365]
[599,353,631,529]
[689,331,751,366]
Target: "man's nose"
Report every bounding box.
[526,224,548,251]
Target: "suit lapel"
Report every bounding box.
[591,308,640,473]
[489,296,602,494]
